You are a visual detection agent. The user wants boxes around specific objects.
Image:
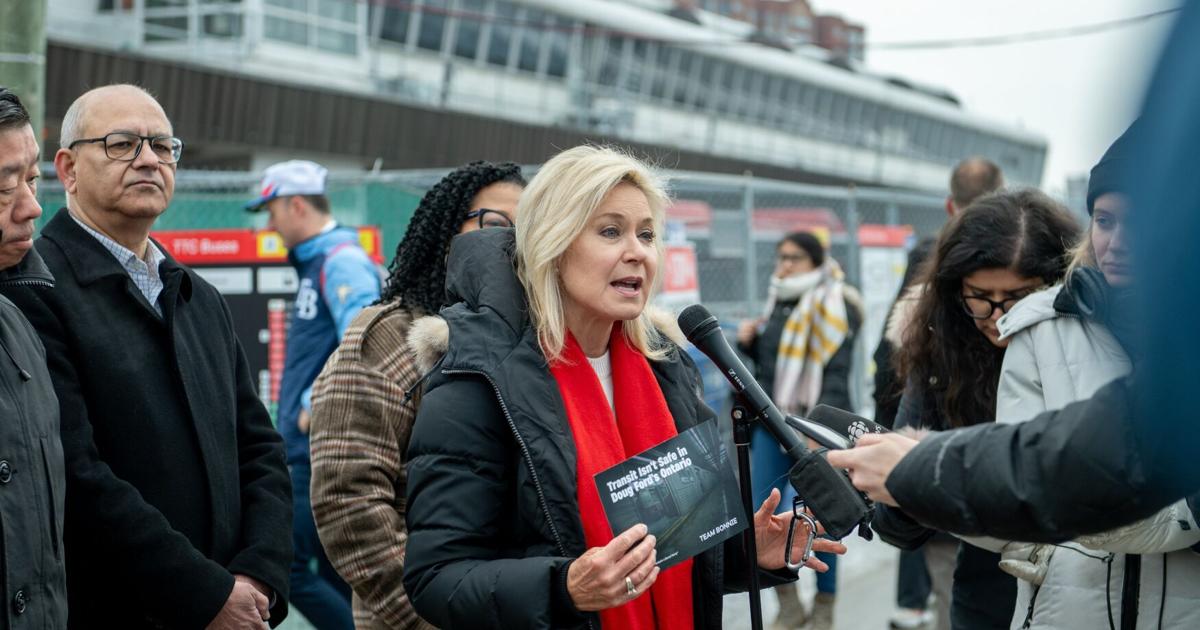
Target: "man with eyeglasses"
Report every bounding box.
[0,84,292,629]
[245,160,380,630]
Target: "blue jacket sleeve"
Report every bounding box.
[321,247,381,339]
[306,248,381,410]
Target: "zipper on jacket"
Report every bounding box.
[0,277,54,290]
[443,368,569,555]
[443,367,597,630]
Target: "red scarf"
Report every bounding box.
[550,325,695,630]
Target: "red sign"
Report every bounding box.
[752,208,845,234]
[663,245,699,294]
[666,200,714,228]
[857,224,914,248]
[152,227,385,265]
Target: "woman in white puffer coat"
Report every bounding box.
[986,126,1200,630]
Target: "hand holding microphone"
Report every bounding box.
[826,433,921,507]
[795,403,922,507]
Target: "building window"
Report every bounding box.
[265,16,308,45]
[515,9,547,73]
[417,0,448,52]
[452,0,485,60]
[369,2,410,45]
[486,1,518,67]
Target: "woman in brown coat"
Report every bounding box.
[307,162,525,628]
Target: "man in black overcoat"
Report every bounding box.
[0,84,292,629]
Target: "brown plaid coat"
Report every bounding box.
[309,302,437,629]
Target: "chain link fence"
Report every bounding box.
[35,165,947,413]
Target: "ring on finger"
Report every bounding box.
[625,576,637,596]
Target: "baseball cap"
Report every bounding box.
[246,160,328,211]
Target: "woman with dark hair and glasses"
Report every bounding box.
[306,161,524,628]
[874,189,1079,630]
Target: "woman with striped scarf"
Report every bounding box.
[736,231,864,630]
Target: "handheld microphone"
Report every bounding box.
[794,404,890,449]
[676,304,805,459]
[785,416,854,450]
[678,305,873,539]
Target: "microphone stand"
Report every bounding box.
[731,404,764,630]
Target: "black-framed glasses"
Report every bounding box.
[465,208,514,229]
[776,253,811,265]
[960,293,1036,320]
[68,132,184,165]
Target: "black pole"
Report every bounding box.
[732,406,763,630]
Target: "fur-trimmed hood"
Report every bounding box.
[883,284,923,347]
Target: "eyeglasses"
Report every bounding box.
[465,208,515,229]
[776,253,810,265]
[960,291,1040,320]
[68,132,184,165]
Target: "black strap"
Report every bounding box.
[1120,554,1141,630]
[1020,584,1040,629]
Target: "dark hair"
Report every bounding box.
[779,231,825,267]
[378,161,526,313]
[898,189,1080,427]
[0,87,31,132]
[300,194,330,214]
[949,158,1004,209]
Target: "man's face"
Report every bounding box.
[264,196,304,249]
[61,89,176,222]
[0,124,43,270]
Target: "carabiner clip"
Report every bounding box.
[784,497,817,572]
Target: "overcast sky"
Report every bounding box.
[831,0,1179,193]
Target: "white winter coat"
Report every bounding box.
[985,285,1200,630]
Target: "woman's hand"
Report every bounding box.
[826,433,921,506]
[736,319,762,346]
[567,524,660,612]
[753,488,847,572]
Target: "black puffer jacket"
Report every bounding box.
[403,229,791,629]
[0,249,66,630]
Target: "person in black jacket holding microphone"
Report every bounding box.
[827,1,1200,545]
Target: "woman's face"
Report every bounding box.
[774,240,816,279]
[558,183,659,332]
[1092,192,1131,287]
[961,268,1044,348]
[459,181,523,234]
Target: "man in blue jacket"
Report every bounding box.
[247,160,381,629]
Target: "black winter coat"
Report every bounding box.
[873,379,1015,630]
[0,249,66,629]
[0,209,293,628]
[888,377,1199,539]
[403,229,792,630]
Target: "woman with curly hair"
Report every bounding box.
[872,189,1079,630]
[307,161,525,629]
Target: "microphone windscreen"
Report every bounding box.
[678,304,718,341]
[808,404,889,445]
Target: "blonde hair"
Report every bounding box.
[515,145,671,362]
[1066,216,1099,276]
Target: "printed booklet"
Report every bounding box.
[594,419,747,569]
